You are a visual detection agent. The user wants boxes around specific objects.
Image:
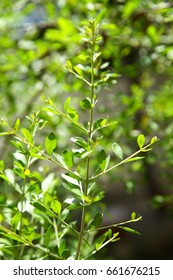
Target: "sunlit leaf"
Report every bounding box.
[45,132,57,155]
[119,226,141,235]
[21,128,33,143]
[93,118,107,130]
[80,97,92,110]
[95,232,107,250]
[14,118,20,131]
[71,136,88,149]
[124,156,144,163]
[53,153,68,169]
[4,169,15,185]
[62,173,80,187]
[62,150,74,169]
[51,200,62,216]
[131,212,136,220]
[93,52,101,62]
[66,60,72,70]
[0,160,4,172]
[64,97,71,112]
[137,134,145,149]
[11,212,22,230]
[67,107,78,121]
[112,142,123,160]
[74,64,84,77]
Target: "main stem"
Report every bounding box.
[75,21,96,260]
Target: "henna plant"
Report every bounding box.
[0,20,159,260]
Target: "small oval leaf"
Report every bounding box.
[131,212,136,220]
[137,134,145,149]
[64,97,71,112]
[14,118,20,131]
[112,142,123,160]
[45,132,57,155]
[62,150,74,169]
[4,169,15,185]
[21,128,33,143]
[51,200,62,216]
[80,97,92,110]
[74,64,84,77]
[119,226,141,235]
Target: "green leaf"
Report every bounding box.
[31,200,55,217]
[11,212,22,230]
[97,150,110,171]
[58,240,70,258]
[42,107,61,115]
[64,97,71,112]
[0,131,13,136]
[66,60,72,70]
[71,136,88,149]
[78,54,89,61]
[112,142,123,160]
[21,225,36,242]
[0,160,4,172]
[44,226,53,248]
[21,128,33,143]
[92,191,105,202]
[41,173,56,193]
[93,52,101,62]
[62,150,74,169]
[53,153,68,169]
[131,212,136,220]
[62,173,80,187]
[13,151,27,165]
[93,118,107,130]
[95,232,107,250]
[4,169,15,185]
[2,232,26,243]
[72,148,85,157]
[14,118,20,131]
[119,226,141,235]
[80,97,92,110]
[32,202,47,212]
[100,62,109,69]
[88,213,103,230]
[137,134,145,149]
[62,182,82,199]
[122,0,141,18]
[51,200,62,216]
[124,156,144,163]
[67,203,82,210]
[45,132,57,155]
[74,64,84,77]
[67,107,78,121]
[10,140,25,152]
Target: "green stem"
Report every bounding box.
[75,21,96,260]
[84,216,142,233]
[90,142,154,180]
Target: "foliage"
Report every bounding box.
[0,14,158,259]
[0,0,173,259]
